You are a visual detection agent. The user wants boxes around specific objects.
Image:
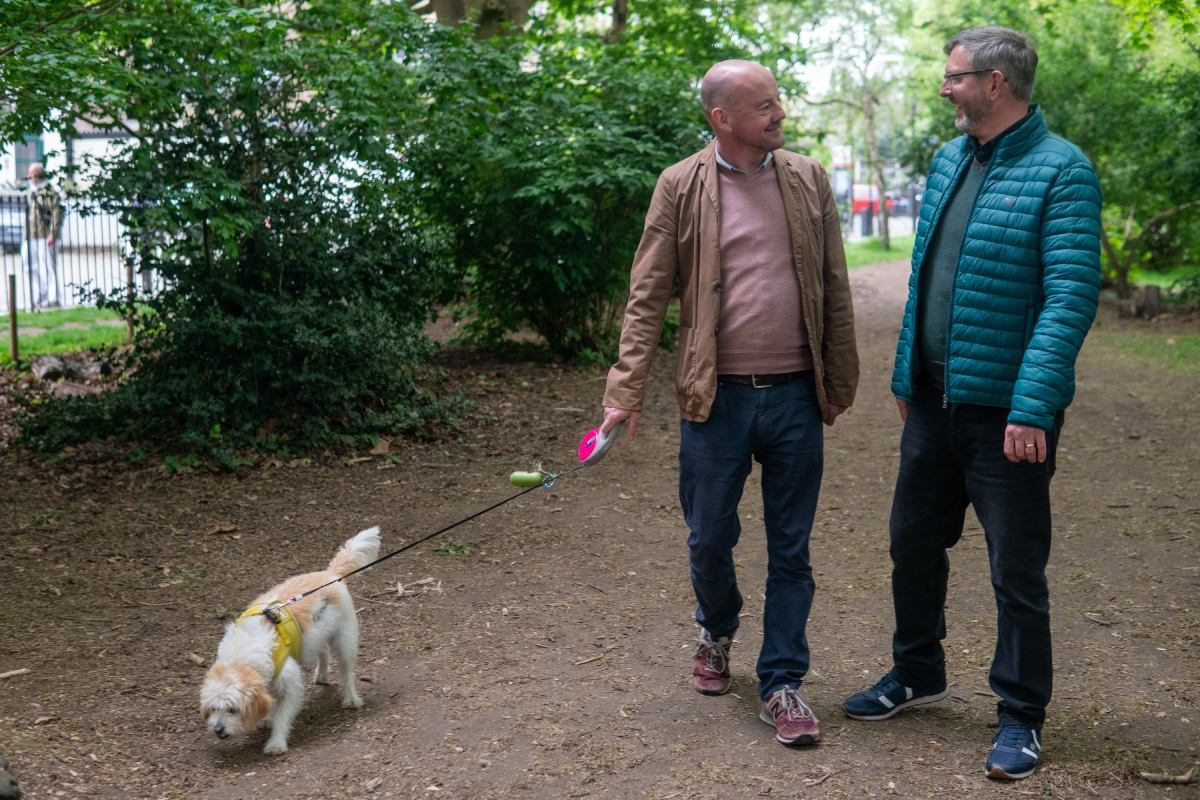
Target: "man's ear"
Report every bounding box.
[708,107,729,134]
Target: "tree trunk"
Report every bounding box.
[862,97,889,249]
[1100,228,1132,300]
[425,0,529,36]
[606,0,628,43]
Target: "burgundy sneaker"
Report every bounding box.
[759,687,821,745]
[691,630,733,695]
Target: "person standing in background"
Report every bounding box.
[24,163,64,309]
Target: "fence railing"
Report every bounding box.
[1,192,161,314]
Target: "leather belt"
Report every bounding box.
[718,371,808,389]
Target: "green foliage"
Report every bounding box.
[408,30,705,359]
[1,0,831,459]
[920,0,1200,293]
[4,1,460,456]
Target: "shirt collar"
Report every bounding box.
[970,107,1034,164]
[715,147,774,174]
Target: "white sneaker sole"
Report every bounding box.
[986,763,1037,780]
[758,710,821,745]
[842,687,950,721]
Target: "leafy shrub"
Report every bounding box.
[408,31,705,359]
[9,2,462,456]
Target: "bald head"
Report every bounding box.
[701,60,776,115]
[27,163,45,180]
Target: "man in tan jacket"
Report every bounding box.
[600,60,859,746]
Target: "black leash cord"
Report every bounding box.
[264,463,588,616]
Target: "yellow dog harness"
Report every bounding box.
[239,603,302,677]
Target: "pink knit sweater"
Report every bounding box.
[716,165,812,374]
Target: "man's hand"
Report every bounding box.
[896,398,909,422]
[823,403,847,426]
[1003,423,1047,463]
[602,407,639,440]
[47,235,55,247]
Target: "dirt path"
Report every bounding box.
[1,261,1197,799]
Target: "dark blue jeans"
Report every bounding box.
[679,373,824,700]
[890,378,1063,727]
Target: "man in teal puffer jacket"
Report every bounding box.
[841,26,1101,781]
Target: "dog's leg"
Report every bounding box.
[333,610,364,708]
[263,661,304,755]
[314,648,331,685]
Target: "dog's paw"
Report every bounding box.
[263,740,289,755]
[341,693,364,709]
[313,673,331,686]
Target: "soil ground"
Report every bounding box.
[1,261,1197,800]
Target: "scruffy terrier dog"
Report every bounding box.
[200,526,380,754]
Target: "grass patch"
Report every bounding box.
[844,234,914,268]
[1128,265,1198,289]
[1,306,129,365]
[1092,329,1200,376]
[434,539,475,556]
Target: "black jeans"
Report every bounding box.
[889,378,1063,728]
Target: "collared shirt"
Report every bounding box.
[714,147,775,174]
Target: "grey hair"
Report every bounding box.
[945,26,1038,101]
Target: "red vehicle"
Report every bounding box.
[850,184,894,215]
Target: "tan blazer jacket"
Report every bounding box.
[604,142,859,422]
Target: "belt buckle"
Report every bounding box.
[751,374,768,389]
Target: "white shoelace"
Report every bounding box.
[694,639,728,673]
[770,687,815,721]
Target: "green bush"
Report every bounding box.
[409,32,705,359]
[11,2,461,456]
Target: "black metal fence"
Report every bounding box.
[0,192,160,314]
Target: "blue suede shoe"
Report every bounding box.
[985,724,1042,780]
[842,670,949,720]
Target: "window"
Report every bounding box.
[14,135,43,182]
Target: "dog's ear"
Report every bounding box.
[246,683,274,726]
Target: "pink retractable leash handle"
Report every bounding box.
[577,420,627,465]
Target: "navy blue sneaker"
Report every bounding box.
[986,725,1042,780]
[842,670,949,720]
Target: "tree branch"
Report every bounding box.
[0,0,125,58]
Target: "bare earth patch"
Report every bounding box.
[0,262,1196,799]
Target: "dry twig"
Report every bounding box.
[1138,765,1196,785]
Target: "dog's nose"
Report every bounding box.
[214,724,227,738]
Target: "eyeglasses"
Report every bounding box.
[942,68,994,84]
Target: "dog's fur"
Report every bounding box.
[200,526,380,754]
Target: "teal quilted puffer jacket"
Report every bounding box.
[892,107,1102,431]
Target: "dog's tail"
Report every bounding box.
[327,526,382,578]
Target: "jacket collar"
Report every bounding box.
[968,105,1048,164]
